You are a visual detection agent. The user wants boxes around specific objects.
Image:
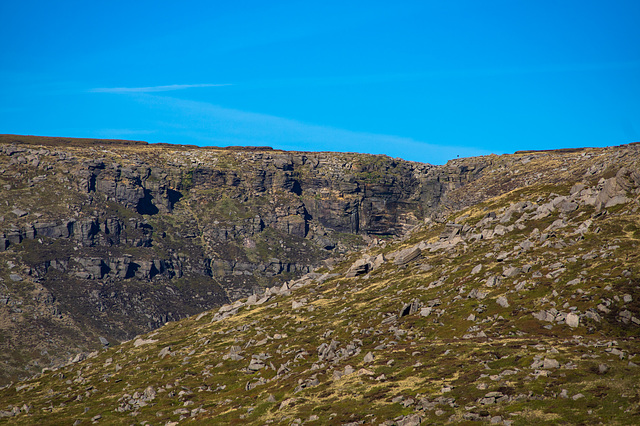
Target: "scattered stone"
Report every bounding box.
[486,275,502,287]
[520,240,534,250]
[559,201,578,213]
[496,251,509,262]
[393,245,422,265]
[143,386,156,401]
[566,313,579,328]
[133,338,158,347]
[11,208,28,217]
[248,358,266,371]
[399,299,422,317]
[291,300,306,309]
[419,307,432,317]
[502,267,521,278]
[357,368,375,376]
[496,296,509,308]
[70,352,87,363]
[570,183,586,195]
[345,258,371,277]
[158,346,173,359]
[396,413,422,426]
[468,288,488,300]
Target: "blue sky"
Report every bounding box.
[1,0,639,164]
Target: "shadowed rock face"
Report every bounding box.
[0,135,489,383]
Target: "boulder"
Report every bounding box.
[133,338,158,347]
[345,258,371,277]
[559,201,578,213]
[594,173,632,210]
[393,245,422,265]
[11,208,28,217]
[248,358,265,371]
[158,346,173,359]
[292,300,306,310]
[502,267,521,278]
[420,307,433,317]
[34,221,73,239]
[399,299,422,317]
[468,289,487,300]
[496,296,509,308]
[566,313,579,328]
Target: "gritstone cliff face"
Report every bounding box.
[0,135,486,383]
[0,139,639,424]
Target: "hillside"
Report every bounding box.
[0,140,638,424]
[0,135,485,384]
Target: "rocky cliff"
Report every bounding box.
[0,135,487,384]
[0,139,638,425]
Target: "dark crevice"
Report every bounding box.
[136,190,159,215]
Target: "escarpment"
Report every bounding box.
[0,135,487,383]
[0,139,638,424]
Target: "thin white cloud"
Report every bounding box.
[133,95,493,164]
[89,83,232,93]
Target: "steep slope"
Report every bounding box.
[0,143,639,424]
[0,135,486,384]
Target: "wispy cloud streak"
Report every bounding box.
[89,83,231,93]
[132,95,492,164]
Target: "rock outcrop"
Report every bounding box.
[0,135,489,384]
[1,135,639,389]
